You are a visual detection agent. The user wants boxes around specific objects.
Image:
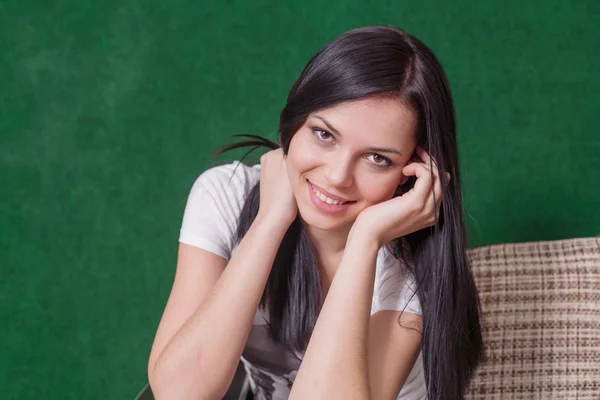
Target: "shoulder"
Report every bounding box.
[372,242,422,315]
[187,159,262,226]
[179,160,260,259]
[191,160,261,200]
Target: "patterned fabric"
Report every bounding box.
[464,237,600,399]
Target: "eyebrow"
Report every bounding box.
[313,115,404,156]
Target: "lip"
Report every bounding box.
[307,180,355,214]
[307,180,351,202]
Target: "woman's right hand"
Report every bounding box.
[256,148,298,229]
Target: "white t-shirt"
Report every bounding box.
[179,160,427,399]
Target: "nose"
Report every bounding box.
[324,153,354,188]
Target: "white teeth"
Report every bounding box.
[312,185,347,206]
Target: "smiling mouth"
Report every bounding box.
[308,181,353,205]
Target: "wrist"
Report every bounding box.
[352,213,410,248]
[342,230,380,276]
[254,212,294,236]
[347,220,382,254]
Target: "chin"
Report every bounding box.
[297,205,356,232]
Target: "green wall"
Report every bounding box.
[1,1,598,398]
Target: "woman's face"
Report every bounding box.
[286,97,417,232]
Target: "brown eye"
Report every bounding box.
[367,154,392,168]
[312,128,334,142]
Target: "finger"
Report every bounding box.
[405,161,444,213]
[432,171,443,206]
[414,147,436,168]
[411,148,430,172]
[402,161,432,180]
[402,162,434,201]
[415,147,446,180]
[420,171,442,225]
[411,150,447,217]
[424,164,441,202]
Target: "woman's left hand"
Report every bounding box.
[350,147,450,247]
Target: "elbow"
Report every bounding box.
[147,362,170,400]
[147,359,169,399]
[147,359,186,400]
[148,360,230,400]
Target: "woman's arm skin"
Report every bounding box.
[368,310,422,399]
[289,233,422,400]
[149,150,296,399]
[148,216,289,400]
[289,235,378,399]
[290,148,444,399]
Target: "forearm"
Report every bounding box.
[290,235,380,400]
[151,216,288,399]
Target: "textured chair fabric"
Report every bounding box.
[464,237,600,399]
[138,237,599,399]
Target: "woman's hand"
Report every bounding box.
[256,148,299,229]
[350,147,450,247]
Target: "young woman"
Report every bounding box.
[148,26,484,400]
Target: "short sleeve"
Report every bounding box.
[372,246,422,315]
[179,161,260,260]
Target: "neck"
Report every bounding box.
[301,218,354,293]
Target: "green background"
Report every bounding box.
[1,0,599,398]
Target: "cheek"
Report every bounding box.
[357,176,399,205]
[287,131,321,178]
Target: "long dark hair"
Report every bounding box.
[216,26,484,399]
